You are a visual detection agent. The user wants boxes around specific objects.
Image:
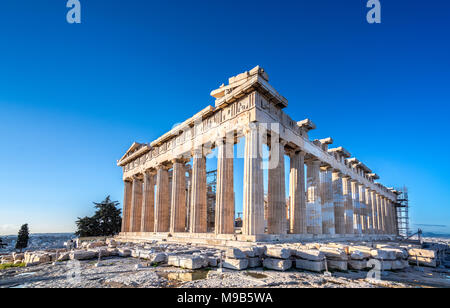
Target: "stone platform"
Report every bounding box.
[116,232,397,248]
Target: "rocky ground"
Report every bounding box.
[0,238,448,288]
[0,256,448,288]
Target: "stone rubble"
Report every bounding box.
[1,238,447,280]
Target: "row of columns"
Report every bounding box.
[241,125,397,236]
[122,137,236,235]
[122,126,397,236]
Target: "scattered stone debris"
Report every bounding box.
[0,238,448,288]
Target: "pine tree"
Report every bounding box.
[75,196,122,237]
[15,224,29,252]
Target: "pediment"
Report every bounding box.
[117,142,151,166]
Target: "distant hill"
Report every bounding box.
[422,232,450,239]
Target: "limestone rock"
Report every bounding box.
[408,248,436,259]
[241,249,256,258]
[379,260,392,271]
[327,260,348,271]
[223,258,248,270]
[263,258,292,271]
[70,250,97,261]
[225,248,246,259]
[168,255,207,270]
[118,248,131,257]
[295,259,325,272]
[408,256,437,268]
[205,256,218,267]
[148,253,167,264]
[12,253,24,261]
[392,260,409,270]
[24,252,51,266]
[295,249,325,261]
[350,250,371,260]
[106,239,117,248]
[1,255,14,263]
[348,260,369,270]
[319,247,348,261]
[57,252,70,262]
[86,241,106,249]
[248,257,262,268]
[370,249,397,261]
[253,246,267,257]
[265,247,291,259]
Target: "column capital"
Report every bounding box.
[156,164,171,171]
[144,168,157,175]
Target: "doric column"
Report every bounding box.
[141,170,155,232]
[242,125,264,235]
[186,168,192,230]
[155,165,170,232]
[365,187,373,234]
[190,149,207,233]
[215,137,235,235]
[384,197,389,234]
[371,190,379,233]
[267,139,286,234]
[359,184,367,234]
[376,194,384,234]
[342,176,354,234]
[170,159,187,233]
[392,201,398,235]
[129,176,143,232]
[351,180,362,234]
[320,166,335,235]
[168,171,173,223]
[391,200,397,235]
[383,197,390,234]
[306,160,322,235]
[121,180,132,232]
[289,151,306,234]
[332,171,345,235]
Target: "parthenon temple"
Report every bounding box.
[117,66,400,244]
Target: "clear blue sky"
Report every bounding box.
[0,0,449,235]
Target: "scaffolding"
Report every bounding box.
[395,186,410,237]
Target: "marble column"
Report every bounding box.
[365,187,373,234]
[155,166,170,232]
[342,176,354,234]
[384,198,391,234]
[332,171,345,235]
[121,180,132,232]
[384,197,390,234]
[320,166,335,235]
[306,160,322,235]
[267,139,287,235]
[376,194,385,234]
[371,190,379,233]
[190,149,207,233]
[359,184,367,234]
[170,159,187,233]
[141,170,155,232]
[215,138,235,235]
[289,151,306,234]
[130,176,143,232]
[242,125,265,235]
[186,168,192,231]
[351,180,362,234]
[392,201,398,235]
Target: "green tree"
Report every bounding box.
[15,224,29,252]
[75,196,122,237]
